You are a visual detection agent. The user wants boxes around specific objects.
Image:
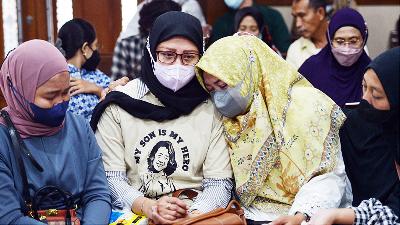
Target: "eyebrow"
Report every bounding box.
[157,47,198,53]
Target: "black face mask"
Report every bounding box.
[82,49,101,71]
[357,99,394,123]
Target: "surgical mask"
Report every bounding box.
[154,62,195,92]
[224,0,243,9]
[357,99,394,123]
[82,49,101,71]
[331,45,363,67]
[210,51,255,118]
[29,101,69,127]
[328,28,365,67]
[8,78,69,127]
[147,43,195,92]
[210,81,251,118]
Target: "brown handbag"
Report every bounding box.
[150,189,247,225]
[34,209,80,225]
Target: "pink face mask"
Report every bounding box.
[331,45,364,67]
[153,62,195,92]
[147,42,195,92]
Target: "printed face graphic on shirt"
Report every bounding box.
[147,141,177,176]
[154,147,169,171]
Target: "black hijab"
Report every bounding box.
[90,12,208,130]
[340,47,400,216]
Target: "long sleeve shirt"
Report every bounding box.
[0,112,111,225]
[95,79,233,212]
[352,198,399,225]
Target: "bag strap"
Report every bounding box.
[172,189,198,200]
[1,110,33,213]
[172,200,245,225]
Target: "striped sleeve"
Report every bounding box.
[352,198,399,225]
[189,178,233,213]
[106,171,144,210]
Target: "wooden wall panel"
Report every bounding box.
[72,0,122,75]
[21,0,48,41]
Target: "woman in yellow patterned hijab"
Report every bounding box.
[196,35,348,224]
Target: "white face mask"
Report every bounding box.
[153,62,195,92]
[147,41,195,92]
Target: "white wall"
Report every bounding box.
[273,5,400,58]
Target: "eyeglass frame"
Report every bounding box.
[327,26,368,49]
[155,51,201,66]
[331,37,363,48]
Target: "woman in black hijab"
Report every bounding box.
[341,47,399,215]
[91,12,233,225]
[306,47,399,225]
[233,7,282,56]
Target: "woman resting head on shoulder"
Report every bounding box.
[92,11,233,225]
[196,35,349,225]
[0,40,111,224]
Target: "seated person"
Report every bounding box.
[210,0,291,56]
[196,35,348,225]
[234,6,282,56]
[299,8,371,107]
[111,0,181,80]
[286,0,328,69]
[0,39,111,224]
[91,12,232,225]
[307,47,400,225]
[57,18,128,122]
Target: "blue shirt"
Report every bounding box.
[0,112,111,225]
[68,64,111,122]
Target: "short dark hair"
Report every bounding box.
[309,0,327,12]
[57,18,96,60]
[293,0,327,13]
[139,0,181,36]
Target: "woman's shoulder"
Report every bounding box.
[114,78,149,100]
[0,124,10,144]
[63,112,92,136]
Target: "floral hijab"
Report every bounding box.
[196,35,346,213]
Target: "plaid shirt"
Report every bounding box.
[111,34,146,80]
[352,198,399,225]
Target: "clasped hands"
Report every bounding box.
[135,196,201,225]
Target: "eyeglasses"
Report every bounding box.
[156,51,200,66]
[332,37,362,48]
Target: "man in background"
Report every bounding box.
[286,0,328,69]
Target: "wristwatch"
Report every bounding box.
[295,211,311,222]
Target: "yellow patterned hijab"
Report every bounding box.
[196,35,346,214]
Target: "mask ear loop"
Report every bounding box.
[146,36,156,71]
[6,77,35,119]
[202,36,206,54]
